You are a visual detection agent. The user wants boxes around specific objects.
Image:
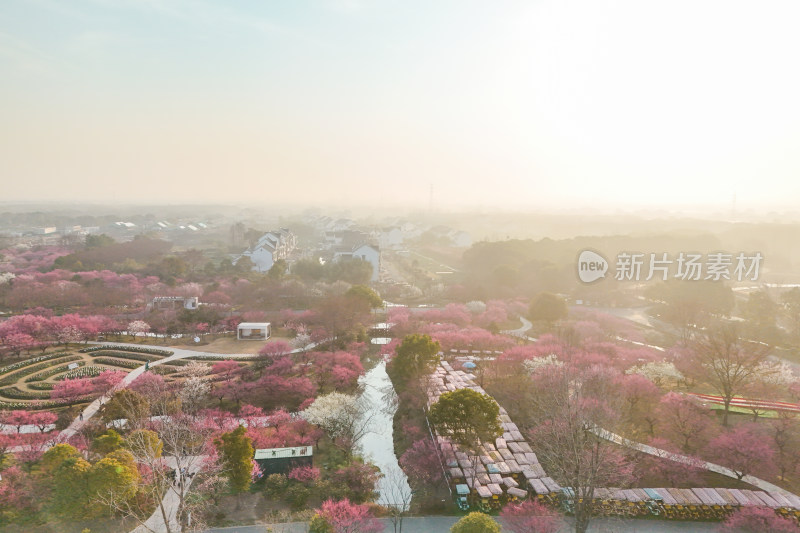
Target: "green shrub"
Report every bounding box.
[286,484,310,510]
[93,358,140,369]
[264,474,289,498]
[88,350,163,362]
[308,513,333,533]
[450,512,501,533]
[28,382,54,390]
[0,386,51,400]
[0,351,71,375]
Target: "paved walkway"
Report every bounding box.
[89,341,316,533]
[10,332,794,531]
[131,456,204,533]
[0,422,55,434]
[12,340,315,532]
[591,426,800,498]
[58,341,315,442]
[502,316,536,341]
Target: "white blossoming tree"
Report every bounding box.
[179,376,211,415]
[292,332,312,350]
[466,301,487,314]
[626,361,684,388]
[753,360,796,386]
[301,392,374,458]
[183,361,212,379]
[523,353,564,375]
[127,320,150,339]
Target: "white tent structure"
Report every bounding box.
[237,322,271,340]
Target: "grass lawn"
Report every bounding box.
[706,403,780,419]
[172,335,293,355]
[207,490,315,529]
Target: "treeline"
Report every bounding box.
[458,233,730,301]
[53,236,172,272]
[291,258,373,285]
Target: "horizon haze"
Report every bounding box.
[2,1,800,211]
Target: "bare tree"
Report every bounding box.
[96,382,225,533]
[527,356,636,533]
[382,465,413,533]
[691,323,772,426]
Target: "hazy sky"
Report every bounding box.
[2,1,800,210]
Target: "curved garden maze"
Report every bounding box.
[0,345,186,410]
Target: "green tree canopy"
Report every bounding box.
[390,334,441,386]
[345,285,382,309]
[50,456,92,518]
[85,233,115,248]
[37,443,80,478]
[528,292,568,324]
[215,425,254,495]
[125,429,163,459]
[450,512,501,533]
[269,258,288,279]
[645,280,734,342]
[88,454,139,514]
[292,258,325,281]
[102,389,150,426]
[308,513,333,533]
[327,259,373,285]
[742,289,779,341]
[293,257,373,284]
[92,429,124,456]
[104,449,139,477]
[234,255,255,273]
[782,287,800,337]
[429,388,502,451]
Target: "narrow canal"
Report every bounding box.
[357,360,411,506]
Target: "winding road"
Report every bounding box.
[502,315,536,341]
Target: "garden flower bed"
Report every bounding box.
[79,345,173,356]
[0,356,83,386]
[0,386,51,400]
[55,366,104,380]
[93,357,141,369]
[24,360,86,382]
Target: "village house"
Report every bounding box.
[149,296,199,311]
[236,228,297,272]
[333,242,381,282]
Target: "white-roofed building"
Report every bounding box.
[236,228,296,272]
[237,322,271,340]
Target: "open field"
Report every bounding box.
[172,335,292,355]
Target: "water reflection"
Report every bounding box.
[357,361,412,507]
